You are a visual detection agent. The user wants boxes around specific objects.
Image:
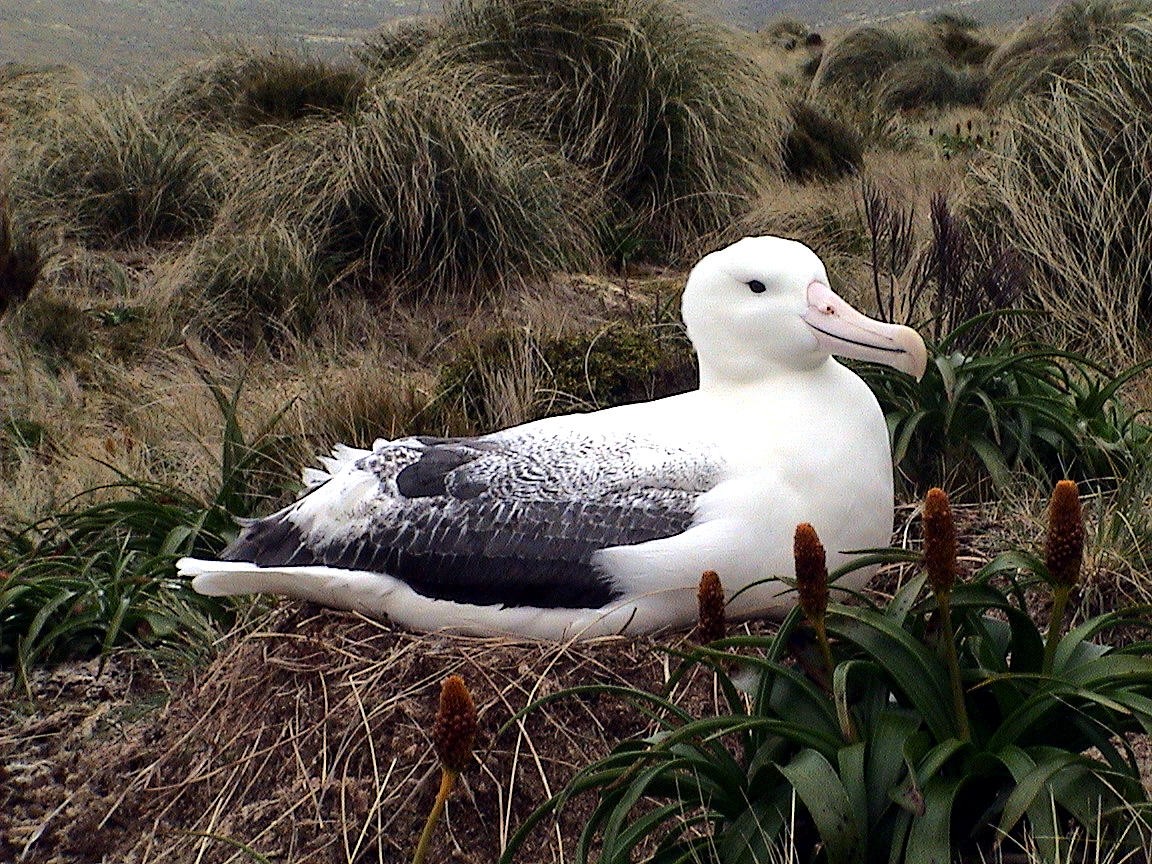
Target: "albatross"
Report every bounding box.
[180,236,926,640]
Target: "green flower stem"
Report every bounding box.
[413,767,457,864]
[937,594,971,742]
[812,618,835,681]
[1043,585,1072,674]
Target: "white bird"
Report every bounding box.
[179,236,926,640]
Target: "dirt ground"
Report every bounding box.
[3,580,1150,864]
[1,606,734,863]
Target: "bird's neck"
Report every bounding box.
[696,356,837,394]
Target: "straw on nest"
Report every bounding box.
[4,606,722,863]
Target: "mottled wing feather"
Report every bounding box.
[222,430,723,609]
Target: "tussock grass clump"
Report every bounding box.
[985,0,1151,106]
[436,322,695,432]
[782,101,863,181]
[0,194,44,318]
[0,62,86,133]
[876,57,987,112]
[6,294,92,364]
[182,221,325,344]
[424,0,785,261]
[154,47,366,129]
[218,73,601,303]
[357,17,440,73]
[969,17,1152,356]
[811,26,936,102]
[11,92,234,244]
[932,16,996,65]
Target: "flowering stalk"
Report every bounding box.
[695,570,726,644]
[1042,480,1085,673]
[793,524,834,676]
[413,675,477,864]
[922,488,970,741]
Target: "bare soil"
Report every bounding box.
[1,606,732,863]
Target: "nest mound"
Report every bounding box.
[5,606,705,863]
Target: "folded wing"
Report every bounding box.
[220,431,724,609]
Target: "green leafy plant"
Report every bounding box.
[501,483,1152,863]
[0,365,294,683]
[857,326,1152,493]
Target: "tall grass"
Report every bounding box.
[153,47,366,129]
[415,0,786,261]
[811,26,934,103]
[875,57,986,112]
[214,72,602,305]
[10,91,235,244]
[984,0,1151,107]
[968,16,1152,356]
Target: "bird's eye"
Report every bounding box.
[748,280,767,294]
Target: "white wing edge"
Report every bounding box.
[178,557,702,641]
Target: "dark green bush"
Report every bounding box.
[858,327,1151,494]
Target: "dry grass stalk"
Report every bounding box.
[5,608,692,863]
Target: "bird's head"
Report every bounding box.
[681,236,927,388]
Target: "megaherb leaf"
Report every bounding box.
[505,483,1152,864]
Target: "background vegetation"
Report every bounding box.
[2,0,1152,861]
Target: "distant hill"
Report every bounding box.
[1,0,1052,81]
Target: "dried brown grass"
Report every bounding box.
[2,607,729,864]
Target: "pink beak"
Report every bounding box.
[801,282,927,380]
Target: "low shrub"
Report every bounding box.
[858,329,1151,494]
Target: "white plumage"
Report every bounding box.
[179,236,926,640]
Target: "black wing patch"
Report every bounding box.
[221,432,717,609]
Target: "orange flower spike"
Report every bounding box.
[793,523,829,624]
[1045,480,1084,588]
[432,675,477,774]
[414,675,478,864]
[922,487,958,597]
[695,570,726,643]
[794,523,847,737]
